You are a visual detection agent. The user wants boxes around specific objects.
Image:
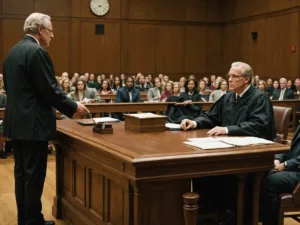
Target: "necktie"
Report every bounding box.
[279,90,284,100]
[236,95,241,103]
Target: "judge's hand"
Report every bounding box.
[180,119,196,131]
[76,102,89,114]
[274,159,280,166]
[274,162,285,172]
[207,126,227,136]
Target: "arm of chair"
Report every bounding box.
[292,181,300,205]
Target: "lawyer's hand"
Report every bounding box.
[180,119,195,131]
[207,126,227,136]
[274,163,285,172]
[76,102,89,114]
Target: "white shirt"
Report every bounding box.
[129,91,132,102]
[26,34,40,45]
[191,84,251,132]
[279,88,286,100]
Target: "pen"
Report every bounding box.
[87,113,97,125]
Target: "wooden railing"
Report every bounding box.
[0,100,299,129]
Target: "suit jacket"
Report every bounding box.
[68,88,101,102]
[275,125,300,171]
[134,83,150,92]
[147,87,161,101]
[3,35,77,141]
[272,88,294,100]
[116,87,142,103]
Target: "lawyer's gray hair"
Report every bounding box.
[24,13,51,34]
[231,61,253,84]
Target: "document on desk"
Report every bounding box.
[165,123,181,130]
[184,141,234,150]
[214,137,274,146]
[184,136,275,150]
[127,113,164,118]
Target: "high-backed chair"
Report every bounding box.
[278,182,300,225]
[273,106,292,143]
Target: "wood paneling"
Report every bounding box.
[128,0,157,20]
[184,26,207,73]
[156,0,185,21]
[185,0,207,22]
[0,20,2,72]
[127,24,156,73]
[2,0,33,15]
[80,22,121,73]
[2,19,24,58]
[34,0,70,17]
[156,25,184,73]
[47,20,70,75]
[206,26,222,73]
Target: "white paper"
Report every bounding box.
[184,141,234,150]
[187,137,219,142]
[93,117,120,123]
[214,137,274,146]
[127,113,160,118]
[165,123,181,129]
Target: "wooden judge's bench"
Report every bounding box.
[52,120,289,225]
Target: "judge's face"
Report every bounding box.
[228,68,250,94]
[39,20,54,48]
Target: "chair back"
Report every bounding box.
[273,106,292,142]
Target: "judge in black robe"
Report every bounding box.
[181,62,275,141]
[260,125,300,225]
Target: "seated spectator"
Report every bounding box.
[135,74,150,92]
[99,79,112,95]
[120,74,125,86]
[209,80,228,102]
[108,74,114,89]
[179,77,186,92]
[95,75,102,90]
[60,77,72,94]
[172,82,180,97]
[147,77,161,102]
[258,80,268,93]
[178,78,202,107]
[68,80,101,103]
[266,78,274,97]
[272,77,294,100]
[199,80,210,102]
[87,73,100,90]
[112,76,122,92]
[253,74,259,87]
[161,82,173,102]
[0,73,6,93]
[288,79,296,93]
[116,77,141,103]
[209,74,216,90]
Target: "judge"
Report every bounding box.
[180,61,275,141]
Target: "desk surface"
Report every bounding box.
[57,120,289,166]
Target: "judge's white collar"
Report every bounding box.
[236,84,251,98]
[26,34,40,46]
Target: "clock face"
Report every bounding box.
[90,0,110,16]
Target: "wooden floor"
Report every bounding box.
[0,133,299,225]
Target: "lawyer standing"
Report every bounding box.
[3,13,88,225]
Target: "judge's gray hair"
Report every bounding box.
[231,61,253,84]
[24,13,51,34]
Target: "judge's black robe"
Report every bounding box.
[194,85,275,140]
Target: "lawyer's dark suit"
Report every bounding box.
[272,88,295,100]
[3,35,77,225]
[261,125,300,225]
[116,87,142,103]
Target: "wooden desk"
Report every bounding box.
[53,120,289,225]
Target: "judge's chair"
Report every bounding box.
[273,106,292,144]
[273,106,300,224]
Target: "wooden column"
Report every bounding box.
[252,171,264,225]
[183,192,200,225]
[236,173,247,225]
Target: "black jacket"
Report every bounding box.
[116,87,142,103]
[3,35,77,141]
[272,88,294,100]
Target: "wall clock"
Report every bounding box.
[90,0,110,16]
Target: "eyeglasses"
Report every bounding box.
[43,26,53,34]
[226,74,248,79]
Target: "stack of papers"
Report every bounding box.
[126,113,165,118]
[165,123,181,130]
[184,136,274,150]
